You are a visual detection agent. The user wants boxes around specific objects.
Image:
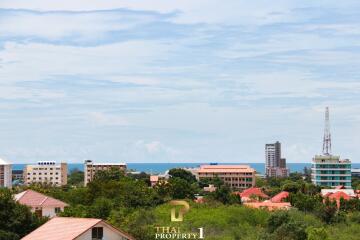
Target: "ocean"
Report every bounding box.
[12,162,360,175]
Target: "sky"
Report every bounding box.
[0,1,360,164]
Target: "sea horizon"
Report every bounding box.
[12,162,360,175]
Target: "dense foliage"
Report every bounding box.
[0,189,44,240]
[7,169,360,240]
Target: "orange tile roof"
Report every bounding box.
[271,191,289,203]
[238,187,269,199]
[15,190,68,208]
[327,191,351,201]
[21,217,135,240]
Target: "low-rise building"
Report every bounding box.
[15,189,68,218]
[0,158,12,188]
[23,161,67,186]
[235,187,269,202]
[21,217,135,240]
[150,175,159,187]
[203,184,217,192]
[84,160,127,186]
[196,165,256,190]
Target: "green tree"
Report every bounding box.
[67,169,84,186]
[168,168,197,183]
[168,177,196,199]
[0,189,44,239]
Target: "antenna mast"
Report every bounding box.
[322,107,332,155]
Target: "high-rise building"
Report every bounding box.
[24,161,68,186]
[84,160,127,186]
[195,164,256,190]
[265,141,289,177]
[0,158,12,188]
[311,107,352,188]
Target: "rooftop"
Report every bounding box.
[0,158,11,165]
[21,217,135,240]
[270,191,289,203]
[197,165,255,173]
[15,190,68,208]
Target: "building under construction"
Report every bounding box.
[311,107,352,189]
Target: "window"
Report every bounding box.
[92,227,103,240]
[55,207,61,214]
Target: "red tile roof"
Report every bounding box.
[15,190,68,208]
[327,191,351,201]
[271,191,289,203]
[239,187,269,199]
[21,217,135,240]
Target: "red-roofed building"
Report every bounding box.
[270,191,289,203]
[15,190,68,218]
[21,217,134,240]
[325,191,351,208]
[235,187,269,202]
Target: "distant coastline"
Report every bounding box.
[12,162,360,175]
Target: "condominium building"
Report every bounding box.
[84,160,127,186]
[311,155,352,188]
[23,161,68,186]
[195,164,256,189]
[0,158,12,188]
[311,107,352,189]
[265,141,289,178]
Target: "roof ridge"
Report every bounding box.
[39,196,49,206]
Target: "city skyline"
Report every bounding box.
[1,1,360,163]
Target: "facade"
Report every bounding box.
[23,161,67,186]
[265,141,289,178]
[84,160,127,186]
[196,165,256,190]
[0,158,12,188]
[312,155,352,188]
[21,217,134,240]
[15,189,68,218]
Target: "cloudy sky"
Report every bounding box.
[0,1,359,164]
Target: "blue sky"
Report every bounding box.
[0,1,359,163]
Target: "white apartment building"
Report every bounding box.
[24,161,67,186]
[84,160,127,186]
[0,158,12,188]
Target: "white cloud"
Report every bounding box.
[0,9,163,41]
[88,112,129,126]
